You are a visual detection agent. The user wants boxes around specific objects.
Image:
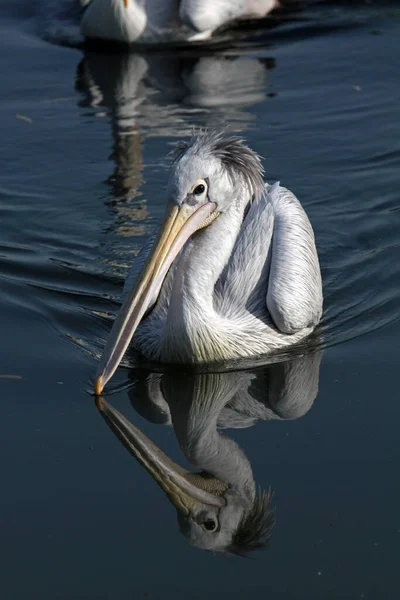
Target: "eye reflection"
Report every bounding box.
[202,519,218,532]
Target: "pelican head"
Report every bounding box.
[94,132,265,394]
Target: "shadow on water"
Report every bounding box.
[95,350,322,555]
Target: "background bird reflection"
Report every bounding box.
[75,48,274,197]
[96,350,322,555]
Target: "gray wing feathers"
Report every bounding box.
[216,188,275,315]
[266,183,323,334]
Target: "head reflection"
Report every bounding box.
[96,351,322,556]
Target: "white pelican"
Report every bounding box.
[94,131,323,394]
[96,352,321,553]
[80,0,279,44]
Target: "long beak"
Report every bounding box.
[123,0,129,7]
[96,397,226,512]
[94,200,217,395]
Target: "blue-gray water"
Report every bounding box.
[1,1,399,598]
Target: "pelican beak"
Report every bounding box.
[94,200,217,394]
[123,0,129,7]
[96,397,226,512]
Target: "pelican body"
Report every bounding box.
[95,131,322,394]
[80,0,279,45]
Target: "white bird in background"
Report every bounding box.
[94,131,323,394]
[80,0,280,44]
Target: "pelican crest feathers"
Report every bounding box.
[226,488,275,557]
[172,130,265,201]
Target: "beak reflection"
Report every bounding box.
[96,397,226,515]
[94,200,217,395]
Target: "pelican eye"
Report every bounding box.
[202,519,218,532]
[193,183,206,195]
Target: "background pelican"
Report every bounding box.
[96,352,321,554]
[95,131,322,394]
[79,0,279,44]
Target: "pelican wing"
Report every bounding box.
[216,183,322,333]
[215,184,275,318]
[266,183,323,333]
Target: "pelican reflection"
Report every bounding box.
[96,351,322,555]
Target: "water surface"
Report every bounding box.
[1,2,399,598]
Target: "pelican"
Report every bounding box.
[96,352,321,554]
[94,131,323,394]
[79,0,279,44]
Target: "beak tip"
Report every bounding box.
[94,376,104,396]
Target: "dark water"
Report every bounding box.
[1,1,400,598]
